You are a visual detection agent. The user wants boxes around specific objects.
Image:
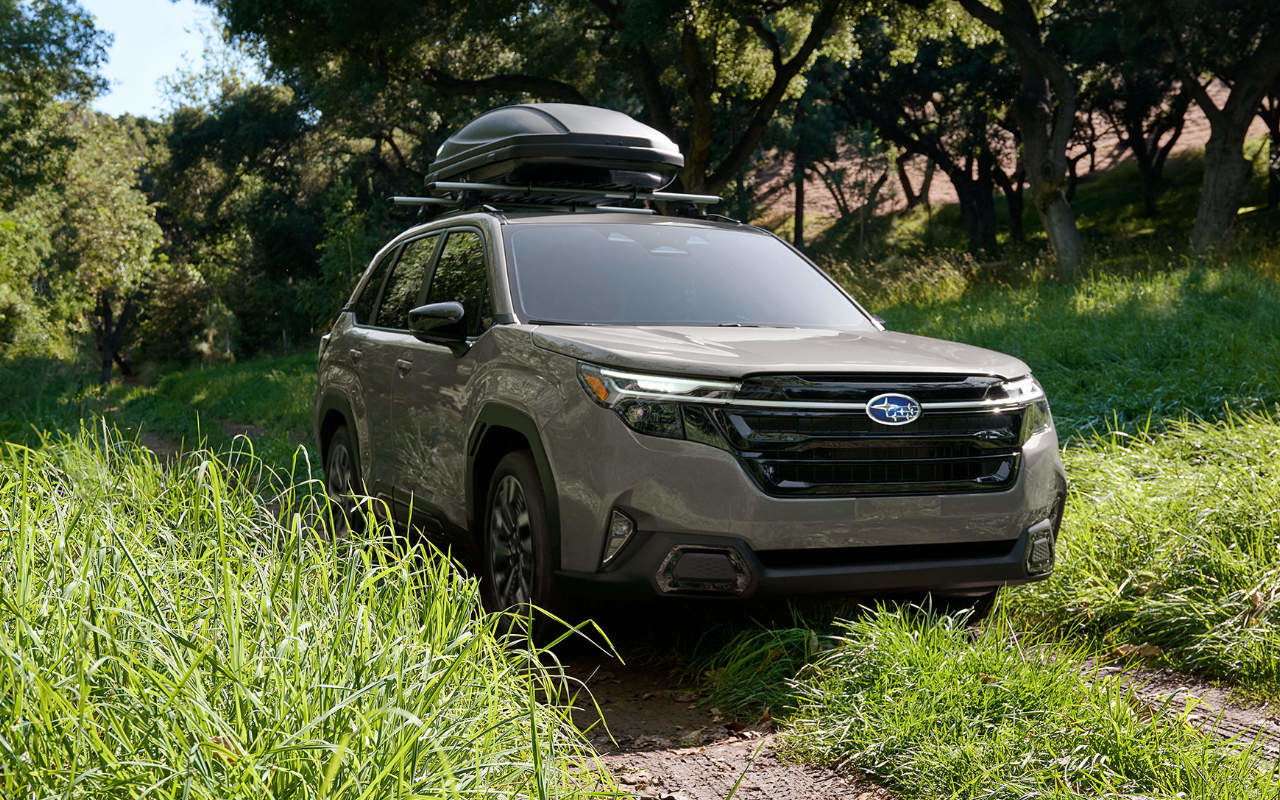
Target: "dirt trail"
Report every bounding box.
[1095,661,1280,760]
[569,659,893,800]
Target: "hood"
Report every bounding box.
[529,325,1029,380]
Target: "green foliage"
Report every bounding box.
[0,429,608,798]
[0,352,317,469]
[692,625,822,719]
[1011,412,1280,698]
[0,204,57,356]
[0,0,108,204]
[784,609,1280,799]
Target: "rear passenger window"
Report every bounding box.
[428,230,492,336]
[350,247,398,324]
[375,234,437,329]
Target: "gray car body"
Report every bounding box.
[315,210,1067,599]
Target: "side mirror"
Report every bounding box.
[871,314,887,329]
[409,301,466,343]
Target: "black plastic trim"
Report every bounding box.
[466,404,562,567]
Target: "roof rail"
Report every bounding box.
[390,182,721,221]
[427,181,720,206]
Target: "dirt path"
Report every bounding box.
[569,659,893,800]
[1095,661,1280,760]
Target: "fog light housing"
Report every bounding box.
[601,509,635,566]
[1025,518,1056,575]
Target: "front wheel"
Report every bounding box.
[481,450,561,615]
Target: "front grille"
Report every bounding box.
[710,375,1024,497]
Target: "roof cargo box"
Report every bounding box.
[426,103,683,191]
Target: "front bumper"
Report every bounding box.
[545,397,1067,583]
[558,512,1061,599]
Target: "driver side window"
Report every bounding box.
[427,229,492,336]
[374,234,438,329]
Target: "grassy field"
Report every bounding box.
[0,353,316,466]
[1012,413,1280,698]
[0,430,609,799]
[783,610,1280,800]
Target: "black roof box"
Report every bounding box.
[426,103,683,191]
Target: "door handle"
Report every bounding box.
[395,358,413,375]
[348,348,363,362]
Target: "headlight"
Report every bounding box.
[578,363,740,440]
[994,375,1045,403]
[996,375,1054,442]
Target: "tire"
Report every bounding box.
[324,424,364,537]
[480,450,561,617]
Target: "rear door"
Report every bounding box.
[358,232,442,498]
[326,242,400,493]
[390,226,495,529]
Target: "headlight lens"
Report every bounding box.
[998,376,1053,442]
[995,375,1045,403]
[578,363,740,441]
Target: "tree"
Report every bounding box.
[1060,3,1189,217]
[50,113,163,383]
[830,18,1019,255]
[952,0,1084,278]
[1258,79,1280,210]
[0,0,108,206]
[202,0,854,194]
[1156,0,1280,251]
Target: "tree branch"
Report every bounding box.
[705,0,844,192]
[745,17,785,73]
[424,68,588,104]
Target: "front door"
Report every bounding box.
[390,227,494,530]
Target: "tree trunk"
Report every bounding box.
[995,165,1027,244]
[793,156,806,248]
[957,0,1083,279]
[1264,104,1280,209]
[1192,125,1252,252]
[1270,122,1280,210]
[897,153,920,208]
[1041,191,1084,273]
[952,174,999,255]
[794,103,806,247]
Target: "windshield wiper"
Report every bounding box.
[526,318,593,326]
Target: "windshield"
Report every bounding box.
[504,221,875,328]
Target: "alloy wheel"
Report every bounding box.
[488,474,534,608]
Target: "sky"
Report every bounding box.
[81,0,222,118]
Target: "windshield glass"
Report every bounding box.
[505,221,875,328]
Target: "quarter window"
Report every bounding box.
[350,246,398,325]
[428,230,492,336]
[375,234,438,329]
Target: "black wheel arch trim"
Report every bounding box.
[467,404,562,568]
[315,390,358,465]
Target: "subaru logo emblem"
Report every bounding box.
[866,393,922,426]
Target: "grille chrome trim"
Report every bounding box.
[590,365,1043,411]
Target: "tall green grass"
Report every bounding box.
[1011,411,1280,698]
[784,608,1280,800]
[0,429,608,798]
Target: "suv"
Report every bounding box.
[314,105,1066,613]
